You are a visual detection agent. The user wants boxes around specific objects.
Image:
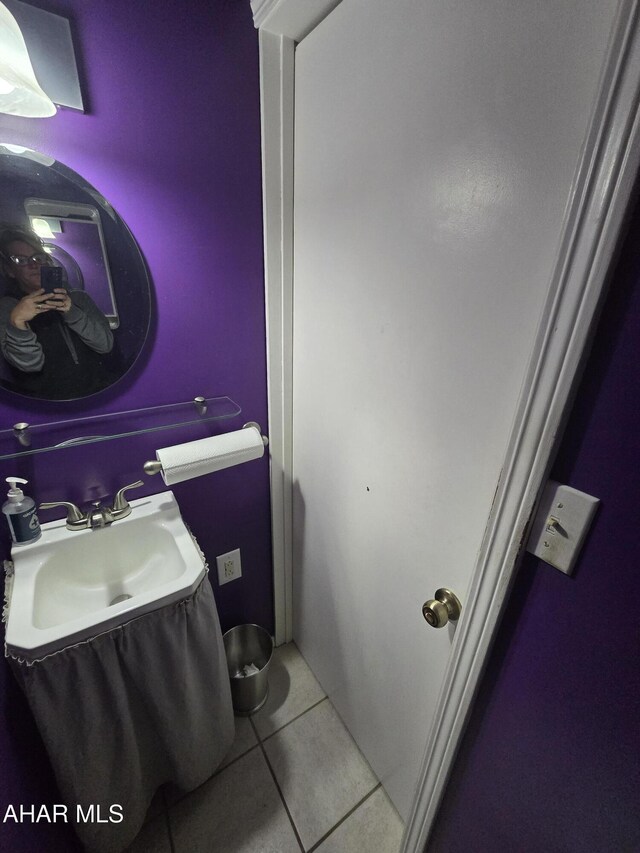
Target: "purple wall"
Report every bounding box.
[428,195,640,852]
[1,2,270,849]
[54,220,112,311]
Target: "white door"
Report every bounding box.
[291,0,619,820]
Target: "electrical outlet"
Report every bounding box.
[216,548,242,585]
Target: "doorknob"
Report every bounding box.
[422,588,462,628]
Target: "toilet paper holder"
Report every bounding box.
[143,422,268,476]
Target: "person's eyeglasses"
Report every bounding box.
[6,253,50,267]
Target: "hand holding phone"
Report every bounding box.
[40,266,64,294]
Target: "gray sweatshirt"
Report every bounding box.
[0,290,113,372]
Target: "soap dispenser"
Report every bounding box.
[2,477,41,546]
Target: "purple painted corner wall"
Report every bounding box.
[428,193,640,852]
[1,1,269,849]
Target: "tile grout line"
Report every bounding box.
[252,685,387,851]
[158,650,384,853]
[212,740,259,776]
[161,743,261,813]
[160,695,330,814]
[250,715,306,853]
[305,783,382,853]
[258,695,328,744]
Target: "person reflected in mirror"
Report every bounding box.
[0,227,115,399]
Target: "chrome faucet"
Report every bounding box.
[40,480,144,531]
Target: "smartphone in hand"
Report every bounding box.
[40,266,64,293]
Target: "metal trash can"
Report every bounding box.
[223,624,274,715]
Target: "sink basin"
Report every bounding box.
[4,490,207,661]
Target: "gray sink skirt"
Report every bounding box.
[6,574,234,853]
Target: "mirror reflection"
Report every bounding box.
[0,144,151,402]
[0,226,116,399]
[25,199,120,328]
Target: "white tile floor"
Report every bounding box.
[127,643,404,853]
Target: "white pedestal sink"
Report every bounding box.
[4,490,207,661]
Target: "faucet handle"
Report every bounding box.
[112,480,144,513]
[39,500,86,529]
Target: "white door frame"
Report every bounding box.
[251,0,640,848]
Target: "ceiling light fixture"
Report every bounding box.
[0,1,56,117]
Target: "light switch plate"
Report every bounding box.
[527,481,599,575]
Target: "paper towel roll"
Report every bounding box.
[156,426,265,486]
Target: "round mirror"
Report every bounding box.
[0,144,151,401]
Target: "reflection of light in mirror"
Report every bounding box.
[32,218,54,239]
[0,143,55,166]
[0,78,15,95]
[30,217,61,239]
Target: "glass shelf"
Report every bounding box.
[0,396,242,460]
